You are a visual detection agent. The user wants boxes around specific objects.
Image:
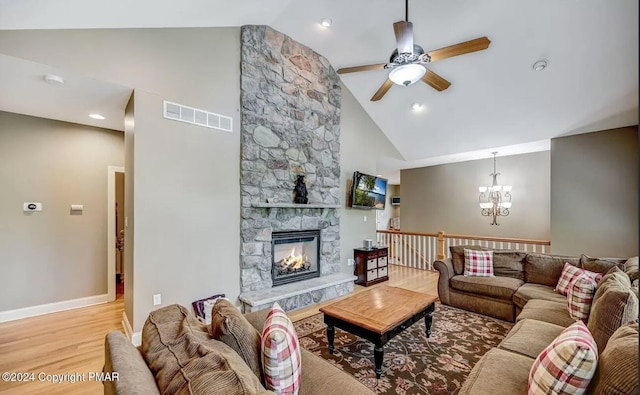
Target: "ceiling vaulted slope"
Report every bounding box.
[0,0,637,175]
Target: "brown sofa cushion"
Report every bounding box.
[450,245,491,275]
[624,256,639,282]
[587,267,639,352]
[104,331,161,395]
[493,251,527,280]
[580,254,625,273]
[142,304,273,395]
[450,275,523,300]
[458,348,533,395]
[588,320,639,395]
[524,253,579,287]
[210,299,263,383]
[516,299,575,328]
[498,318,565,359]
[512,283,566,309]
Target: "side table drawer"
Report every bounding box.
[378,256,388,267]
[378,266,388,278]
[367,269,378,282]
[367,258,377,270]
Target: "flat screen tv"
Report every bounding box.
[350,171,387,210]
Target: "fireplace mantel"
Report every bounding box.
[252,203,340,209]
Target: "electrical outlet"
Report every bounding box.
[363,215,367,222]
[347,258,355,266]
[153,294,162,306]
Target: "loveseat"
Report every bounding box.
[435,249,639,394]
[103,303,374,395]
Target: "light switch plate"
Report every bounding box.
[153,294,162,306]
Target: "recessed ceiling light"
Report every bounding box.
[320,18,332,28]
[532,60,548,71]
[411,103,423,111]
[89,114,105,120]
[43,74,64,85]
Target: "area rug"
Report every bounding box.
[293,303,513,395]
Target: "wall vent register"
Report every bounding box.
[163,100,233,132]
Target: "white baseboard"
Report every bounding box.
[0,294,109,323]
[121,311,142,346]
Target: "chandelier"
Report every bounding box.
[478,152,512,225]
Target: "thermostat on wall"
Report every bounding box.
[23,202,43,212]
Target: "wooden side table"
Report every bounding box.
[353,247,388,286]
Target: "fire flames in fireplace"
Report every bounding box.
[277,248,311,274]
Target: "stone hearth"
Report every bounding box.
[238,25,354,312]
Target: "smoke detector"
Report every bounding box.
[532,60,548,71]
[43,74,64,85]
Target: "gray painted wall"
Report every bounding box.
[0,28,242,330]
[0,111,124,310]
[400,151,551,240]
[0,27,402,329]
[550,126,638,258]
[340,87,403,269]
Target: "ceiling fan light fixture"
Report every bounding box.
[389,64,426,86]
[411,103,423,111]
[320,18,332,28]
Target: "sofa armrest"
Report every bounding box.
[299,348,374,395]
[434,258,455,305]
[103,331,160,395]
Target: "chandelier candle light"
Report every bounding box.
[478,152,512,225]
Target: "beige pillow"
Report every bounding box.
[588,321,639,395]
[624,256,639,282]
[587,267,639,352]
[210,299,263,383]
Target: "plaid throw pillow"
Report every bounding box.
[262,302,301,395]
[529,321,598,395]
[567,274,598,322]
[464,249,494,277]
[556,263,603,296]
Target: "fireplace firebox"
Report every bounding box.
[271,230,321,286]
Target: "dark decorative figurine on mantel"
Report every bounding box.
[293,175,309,204]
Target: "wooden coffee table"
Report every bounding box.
[319,285,437,378]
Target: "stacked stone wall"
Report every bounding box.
[239,25,342,292]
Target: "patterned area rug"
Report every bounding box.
[293,303,513,394]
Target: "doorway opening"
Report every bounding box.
[107,166,125,302]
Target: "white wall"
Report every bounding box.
[0,111,124,311]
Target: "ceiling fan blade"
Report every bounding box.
[427,37,491,62]
[393,21,414,54]
[337,64,387,74]
[421,69,451,91]
[371,79,394,101]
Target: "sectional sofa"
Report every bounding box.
[434,248,639,394]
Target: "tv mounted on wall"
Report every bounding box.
[350,171,388,210]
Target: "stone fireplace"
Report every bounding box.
[237,25,356,312]
[272,229,320,286]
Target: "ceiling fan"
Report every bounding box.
[337,0,491,101]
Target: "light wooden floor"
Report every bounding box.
[0,265,439,394]
[289,264,439,321]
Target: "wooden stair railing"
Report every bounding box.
[377,230,550,270]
